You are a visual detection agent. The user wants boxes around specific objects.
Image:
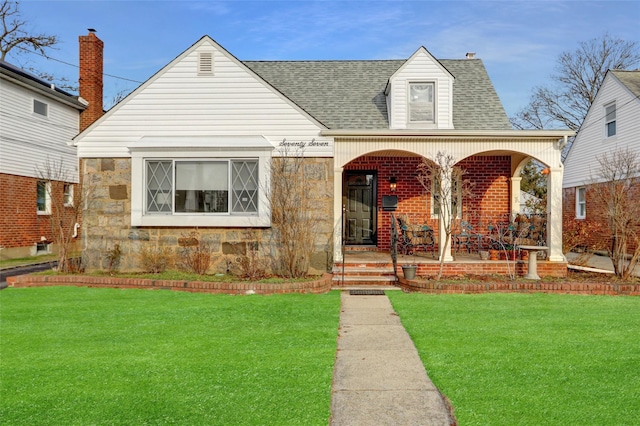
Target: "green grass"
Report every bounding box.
[0,287,341,425]
[388,292,640,425]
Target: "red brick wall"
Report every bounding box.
[79,31,104,131]
[563,184,639,254]
[344,155,511,250]
[0,173,78,251]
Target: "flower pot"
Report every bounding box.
[402,265,417,280]
[489,249,499,261]
[479,250,490,260]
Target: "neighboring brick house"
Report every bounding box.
[563,70,640,253]
[73,35,572,274]
[0,31,104,260]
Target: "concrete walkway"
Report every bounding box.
[330,291,453,426]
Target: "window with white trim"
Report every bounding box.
[431,175,461,218]
[37,181,51,214]
[408,82,435,123]
[33,99,48,117]
[63,184,74,206]
[576,187,586,219]
[605,102,616,137]
[145,159,259,215]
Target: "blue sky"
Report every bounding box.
[12,0,640,119]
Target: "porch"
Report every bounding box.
[327,130,575,268]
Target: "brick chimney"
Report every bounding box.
[79,29,104,132]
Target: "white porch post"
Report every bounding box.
[439,168,454,262]
[546,166,565,262]
[510,176,522,214]
[333,167,344,263]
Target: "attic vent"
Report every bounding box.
[198,52,214,75]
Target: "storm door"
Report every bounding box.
[344,172,377,245]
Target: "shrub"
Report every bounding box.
[139,246,174,273]
[177,230,214,275]
[235,230,269,280]
[104,244,122,275]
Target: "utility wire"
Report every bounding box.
[12,45,144,84]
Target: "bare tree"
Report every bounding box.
[512,33,640,131]
[589,148,640,280]
[36,157,95,273]
[267,147,319,278]
[0,1,58,61]
[417,152,473,280]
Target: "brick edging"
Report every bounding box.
[7,273,333,295]
[398,278,640,296]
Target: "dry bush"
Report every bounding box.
[590,148,640,279]
[267,148,319,278]
[235,229,269,280]
[104,244,122,275]
[177,230,214,275]
[139,245,174,273]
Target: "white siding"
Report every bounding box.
[387,49,454,130]
[0,79,79,181]
[75,38,332,158]
[563,74,640,188]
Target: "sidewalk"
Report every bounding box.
[330,291,453,426]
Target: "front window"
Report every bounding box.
[37,181,51,214]
[146,159,258,215]
[576,187,586,219]
[408,82,435,123]
[605,103,616,137]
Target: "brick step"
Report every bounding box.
[331,266,396,276]
[332,275,398,286]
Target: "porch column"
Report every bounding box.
[333,166,344,263]
[510,176,522,214]
[546,166,564,262]
[439,169,454,262]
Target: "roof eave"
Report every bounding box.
[321,129,575,139]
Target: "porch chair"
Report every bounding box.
[397,215,436,258]
[453,221,482,253]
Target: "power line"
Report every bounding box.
[13,46,144,84]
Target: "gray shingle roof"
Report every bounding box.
[612,70,640,98]
[244,58,512,130]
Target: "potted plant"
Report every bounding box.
[401,264,418,280]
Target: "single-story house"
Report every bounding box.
[73,34,573,276]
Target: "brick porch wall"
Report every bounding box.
[0,173,78,258]
[344,155,512,251]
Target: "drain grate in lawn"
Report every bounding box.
[349,289,386,296]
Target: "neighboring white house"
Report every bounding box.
[0,60,86,259]
[563,70,640,249]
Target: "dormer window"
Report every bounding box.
[408,82,435,123]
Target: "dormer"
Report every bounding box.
[385,47,455,130]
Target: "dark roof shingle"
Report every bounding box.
[244,58,511,130]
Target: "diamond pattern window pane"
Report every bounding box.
[147,161,173,213]
[231,160,258,213]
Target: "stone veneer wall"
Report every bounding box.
[81,158,334,275]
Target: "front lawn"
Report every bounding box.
[388,292,640,425]
[0,287,341,425]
